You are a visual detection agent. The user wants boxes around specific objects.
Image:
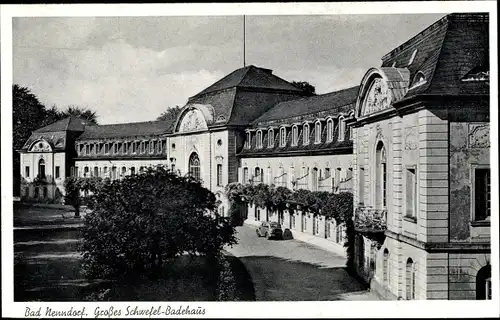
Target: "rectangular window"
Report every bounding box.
[359,167,365,205]
[217,164,223,186]
[383,163,387,207]
[406,168,417,218]
[474,168,491,221]
[55,166,60,179]
[25,166,30,178]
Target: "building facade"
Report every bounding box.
[350,13,491,300]
[17,13,491,300]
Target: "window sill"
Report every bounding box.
[470,220,490,227]
[404,216,417,224]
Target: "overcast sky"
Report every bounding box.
[13,14,446,124]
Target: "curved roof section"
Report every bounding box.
[189,65,305,99]
[185,65,311,127]
[380,13,489,100]
[252,86,359,126]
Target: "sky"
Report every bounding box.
[13,14,446,125]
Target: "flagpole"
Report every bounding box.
[243,15,246,67]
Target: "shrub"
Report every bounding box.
[80,166,237,280]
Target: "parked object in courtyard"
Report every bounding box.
[256,221,283,240]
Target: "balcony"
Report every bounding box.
[354,207,387,233]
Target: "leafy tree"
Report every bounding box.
[80,166,237,280]
[157,106,182,122]
[291,81,316,95]
[12,85,49,196]
[55,105,98,125]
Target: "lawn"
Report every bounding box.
[14,202,253,302]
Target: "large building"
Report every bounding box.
[17,13,490,300]
[350,13,490,300]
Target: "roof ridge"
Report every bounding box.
[86,119,173,128]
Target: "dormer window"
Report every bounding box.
[408,49,418,65]
[280,127,286,147]
[327,119,334,142]
[338,116,345,142]
[268,129,274,148]
[104,143,110,154]
[256,130,263,149]
[123,142,128,154]
[245,131,251,149]
[314,121,321,144]
[292,125,299,146]
[410,71,427,89]
[85,144,90,155]
[303,123,310,145]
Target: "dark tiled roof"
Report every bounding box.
[78,120,175,141]
[182,66,310,127]
[252,86,359,126]
[239,120,353,157]
[381,13,489,100]
[34,116,86,133]
[190,65,305,99]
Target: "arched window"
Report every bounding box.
[315,121,322,144]
[268,129,274,148]
[266,167,272,184]
[292,125,298,146]
[94,166,99,177]
[256,130,263,148]
[406,258,416,300]
[38,159,46,178]
[84,166,89,178]
[383,249,389,285]
[280,127,286,147]
[188,153,201,181]
[476,265,492,300]
[376,142,387,209]
[245,131,251,149]
[327,119,334,142]
[311,167,319,191]
[279,166,285,187]
[103,166,108,177]
[338,116,345,141]
[254,167,262,183]
[243,167,249,184]
[303,123,310,145]
[130,167,136,175]
[121,166,127,176]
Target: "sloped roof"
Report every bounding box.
[190,65,305,99]
[34,116,86,133]
[78,119,175,140]
[252,86,359,125]
[380,13,489,100]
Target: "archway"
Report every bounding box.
[476,264,491,300]
[383,249,389,285]
[188,153,201,181]
[406,258,415,300]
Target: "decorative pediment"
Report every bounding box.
[29,139,52,152]
[362,78,392,116]
[179,108,208,133]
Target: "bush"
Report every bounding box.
[80,166,237,280]
[216,256,237,301]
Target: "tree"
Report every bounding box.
[56,105,98,125]
[12,85,49,196]
[80,166,237,280]
[157,106,182,122]
[291,81,316,95]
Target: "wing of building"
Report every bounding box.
[18,13,491,301]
